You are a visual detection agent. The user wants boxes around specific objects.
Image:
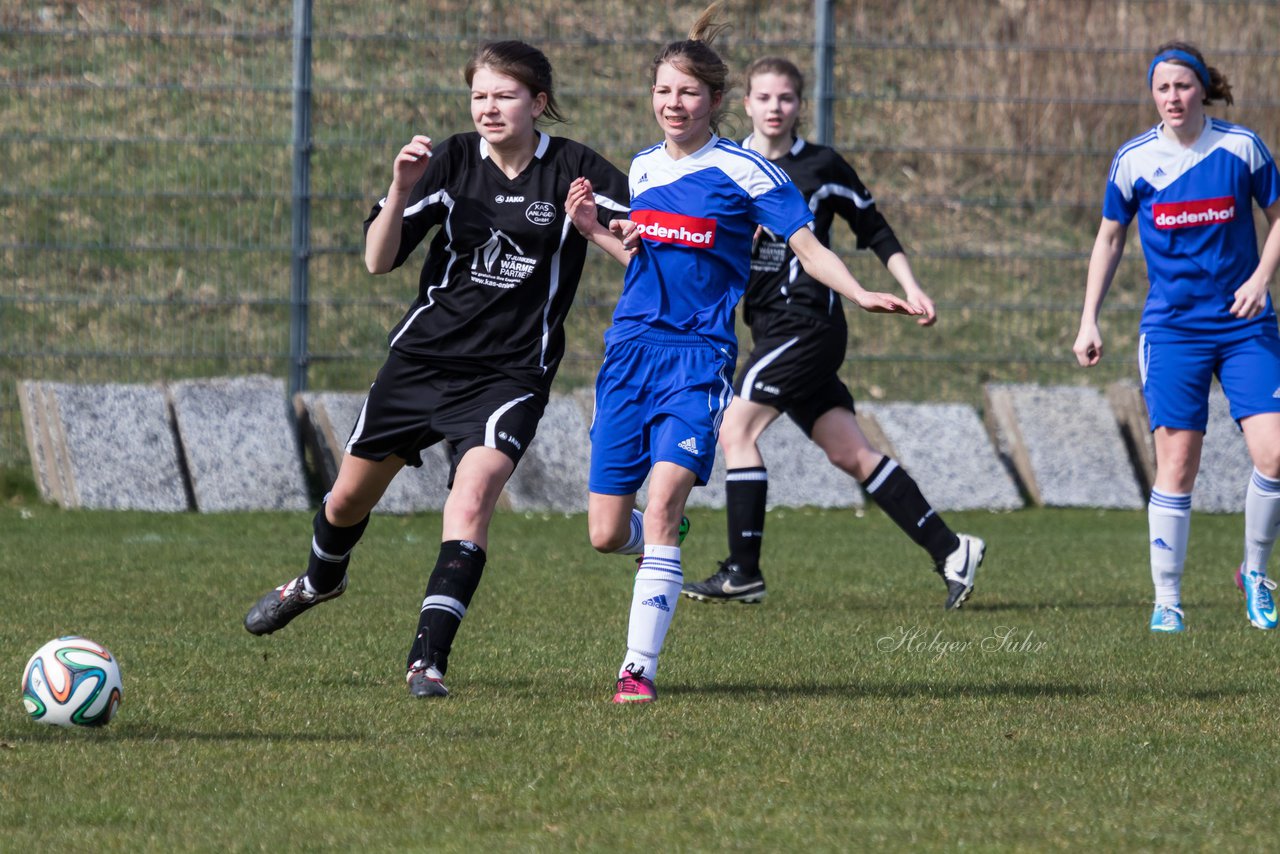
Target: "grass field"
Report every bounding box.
[2,502,1277,851]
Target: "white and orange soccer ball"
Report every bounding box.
[21,636,122,727]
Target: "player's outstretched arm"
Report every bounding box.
[566,177,631,267]
[787,227,921,316]
[365,135,433,274]
[1073,217,1128,367]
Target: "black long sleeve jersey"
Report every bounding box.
[741,135,904,332]
[364,131,629,385]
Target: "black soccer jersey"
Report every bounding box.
[741,135,904,330]
[365,131,629,384]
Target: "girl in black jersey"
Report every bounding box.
[681,56,987,610]
[243,41,630,698]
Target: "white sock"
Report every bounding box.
[1149,489,1191,606]
[1244,468,1280,574]
[620,544,682,680]
[614,509,645,555]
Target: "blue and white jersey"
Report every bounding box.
[606,134,814,355]
[1103,118,1280,336]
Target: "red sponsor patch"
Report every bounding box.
[631,210,717,248]
[1152,196,1236,230]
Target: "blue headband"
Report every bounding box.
[1147,49,1209,89]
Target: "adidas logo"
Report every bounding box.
[638,172,649,184]
[1153,166,1166,178]
[641,594,671,612]
[677,437,700,455]
[1152,537,1173,551]
[1272,386,1280,399]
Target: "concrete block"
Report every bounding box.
[859,401,1023,511]
[984,383,1143,509]
[169,376,309,512]
[19,381,189,511]
[505,393,592,512]
[295,391,450,514]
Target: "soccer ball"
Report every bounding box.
[21,636,123,727]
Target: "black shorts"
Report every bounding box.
[346,350,548,482]
[735,314,854,437]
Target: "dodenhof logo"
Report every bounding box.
[1153,195,1235,230]
[631,210,717,248]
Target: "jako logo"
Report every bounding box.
[631,210,716,248]
[1153,196,1235,230]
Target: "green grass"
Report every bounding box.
[2,504,1276,850]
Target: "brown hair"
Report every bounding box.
[745,56,805,101]
[1153,40,1234,106]
[650,3,731,133]
[465,40,565,124]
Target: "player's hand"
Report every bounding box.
[609,218,642,256]
[905,289,938,326]
[391,135,432,191]
[851,291,923,316]
[1072,324,1103,367]
[566,178,600,237]
[1230,276,1270,319]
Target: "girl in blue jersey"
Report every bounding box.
[574,5,920,704]
[1073,42,1280,633]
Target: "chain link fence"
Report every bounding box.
[4,0,1280,469]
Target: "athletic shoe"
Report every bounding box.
[1238,565,1279,630]
[681,560,767,604]
[938,534,985,610]
[244,573,348,635]
[1149,603,1186,633]
[406,662,449,698]
[611,664,656,704]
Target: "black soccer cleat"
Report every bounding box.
[937,534,985,610]
[406,661,449,698]
[244,573,348,635]
[681,560,767,604]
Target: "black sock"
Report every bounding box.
[406,540,487,674]
[304,503,370,594]
[861,457,959,565]
[725,467,768,573]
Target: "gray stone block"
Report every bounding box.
[295,391,450,515]
[1106,379,1155,496]
[684,415,863,510]
[984,383,1144,509]
[505,393,592,512]
[19,380,188,511]
[18,381,62,505]
[859,401,1023,511]
[1194,388,1252,513]
[1105,380,1252,513]
[45,382,189,511]
[169,376,309,512]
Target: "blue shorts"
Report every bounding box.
[589,330,734,494]
[1139,325,1280,432]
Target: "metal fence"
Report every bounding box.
[4,0,1280,469]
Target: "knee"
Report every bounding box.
[323,487,370,527]
[588,517,627,553]
[1251,449,1280,480]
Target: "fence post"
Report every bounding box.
[813,0,834,147]
[289,0,313,401]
